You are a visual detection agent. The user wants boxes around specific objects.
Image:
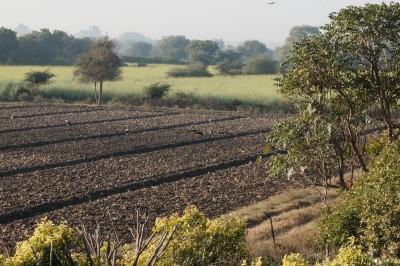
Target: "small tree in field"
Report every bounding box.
[24,70,55,99]
[74,36,121,105]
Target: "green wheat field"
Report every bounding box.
[0,65,285,112]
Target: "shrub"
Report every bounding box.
[6,218,81,265]
[325,237,374,266]
[216,59,243,75]
[319,141,400,258]
[125,206,248,266]
[282,253,311,266]
[167,63,213,77]
[17,92,30,102]
[24,70,55,87]
[143,82,172,99]
[319,197,361,247]
[243,55,278,75]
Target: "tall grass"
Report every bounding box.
[0,65,289,112]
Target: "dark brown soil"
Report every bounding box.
[0,103,290,249]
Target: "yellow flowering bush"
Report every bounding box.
[6,218,81,266]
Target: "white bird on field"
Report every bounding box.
[65,119,72,126]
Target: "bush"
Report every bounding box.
[167,63,213,77]
[282,253,311,266]
[24,70,55,90]
[244,55,278,75]
[124,206,248,266]
[319,198,361,247]
[143,82,172,99]
[216,59,243,75]
[325,237,374,266]
[6,218,81,265]
[319,141,400,258]
[17,92,30,102]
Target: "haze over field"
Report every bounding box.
[1,0,393,48]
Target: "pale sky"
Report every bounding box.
[1,0,394,48]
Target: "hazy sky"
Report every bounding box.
[1,0,394,47]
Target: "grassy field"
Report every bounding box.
[0,65,285,112]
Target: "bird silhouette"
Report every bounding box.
[267,1,276,4]
[65,119,72,126]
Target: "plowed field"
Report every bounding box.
[0,103,289,248]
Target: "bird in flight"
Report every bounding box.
[267,1,276,4]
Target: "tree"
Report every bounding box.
[24,70,55,100]
[244,55,278,75]
[186,40,220,65]
[74,36,122,105]
[24,70,55,89]
[215,49,243,75]
[264,112,344,204]
[276,25,319,63]
[15,29,91,65]
[274,2,400,184]
[0,27,18,64]
[155,35,190,62]
[237,40,273,61]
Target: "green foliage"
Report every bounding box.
[132,206,248,266]
[325,237,374,266]
[74,36,122,104]
[155,35,190,62]
[0,82,28,101]
[186,40,220,65]
[6,218,81,266]
[15,28,92,65]
[244,55,278,75]
[276,25,319,64]
[264,114,340,202]
[320,141,400,258]
[143,82,171,99]
[0,27,18,64]
[216,49,243,75]
[237,40,273,60]
[356,141,400,257]
[319,198,361,247]
[24,70,55,88]
[167,63,213,77]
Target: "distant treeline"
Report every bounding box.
[0,27,93,65]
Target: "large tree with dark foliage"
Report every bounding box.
[156,35,190,63]
[186,40,220,65]
[74,36,122,105]
[237,40,273,61]
[264,2,400,191]
[15,29,92,65]
[0,27,18,64]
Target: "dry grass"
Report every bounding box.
[221,186,340,261]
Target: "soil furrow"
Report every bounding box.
[0,116,243,151]
[0,129,270,177]
[0,108,101,120]
[0,112,178,133]
[0,154,262,224]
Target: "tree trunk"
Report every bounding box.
[94,82,99,105]
[99,80,103,105]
